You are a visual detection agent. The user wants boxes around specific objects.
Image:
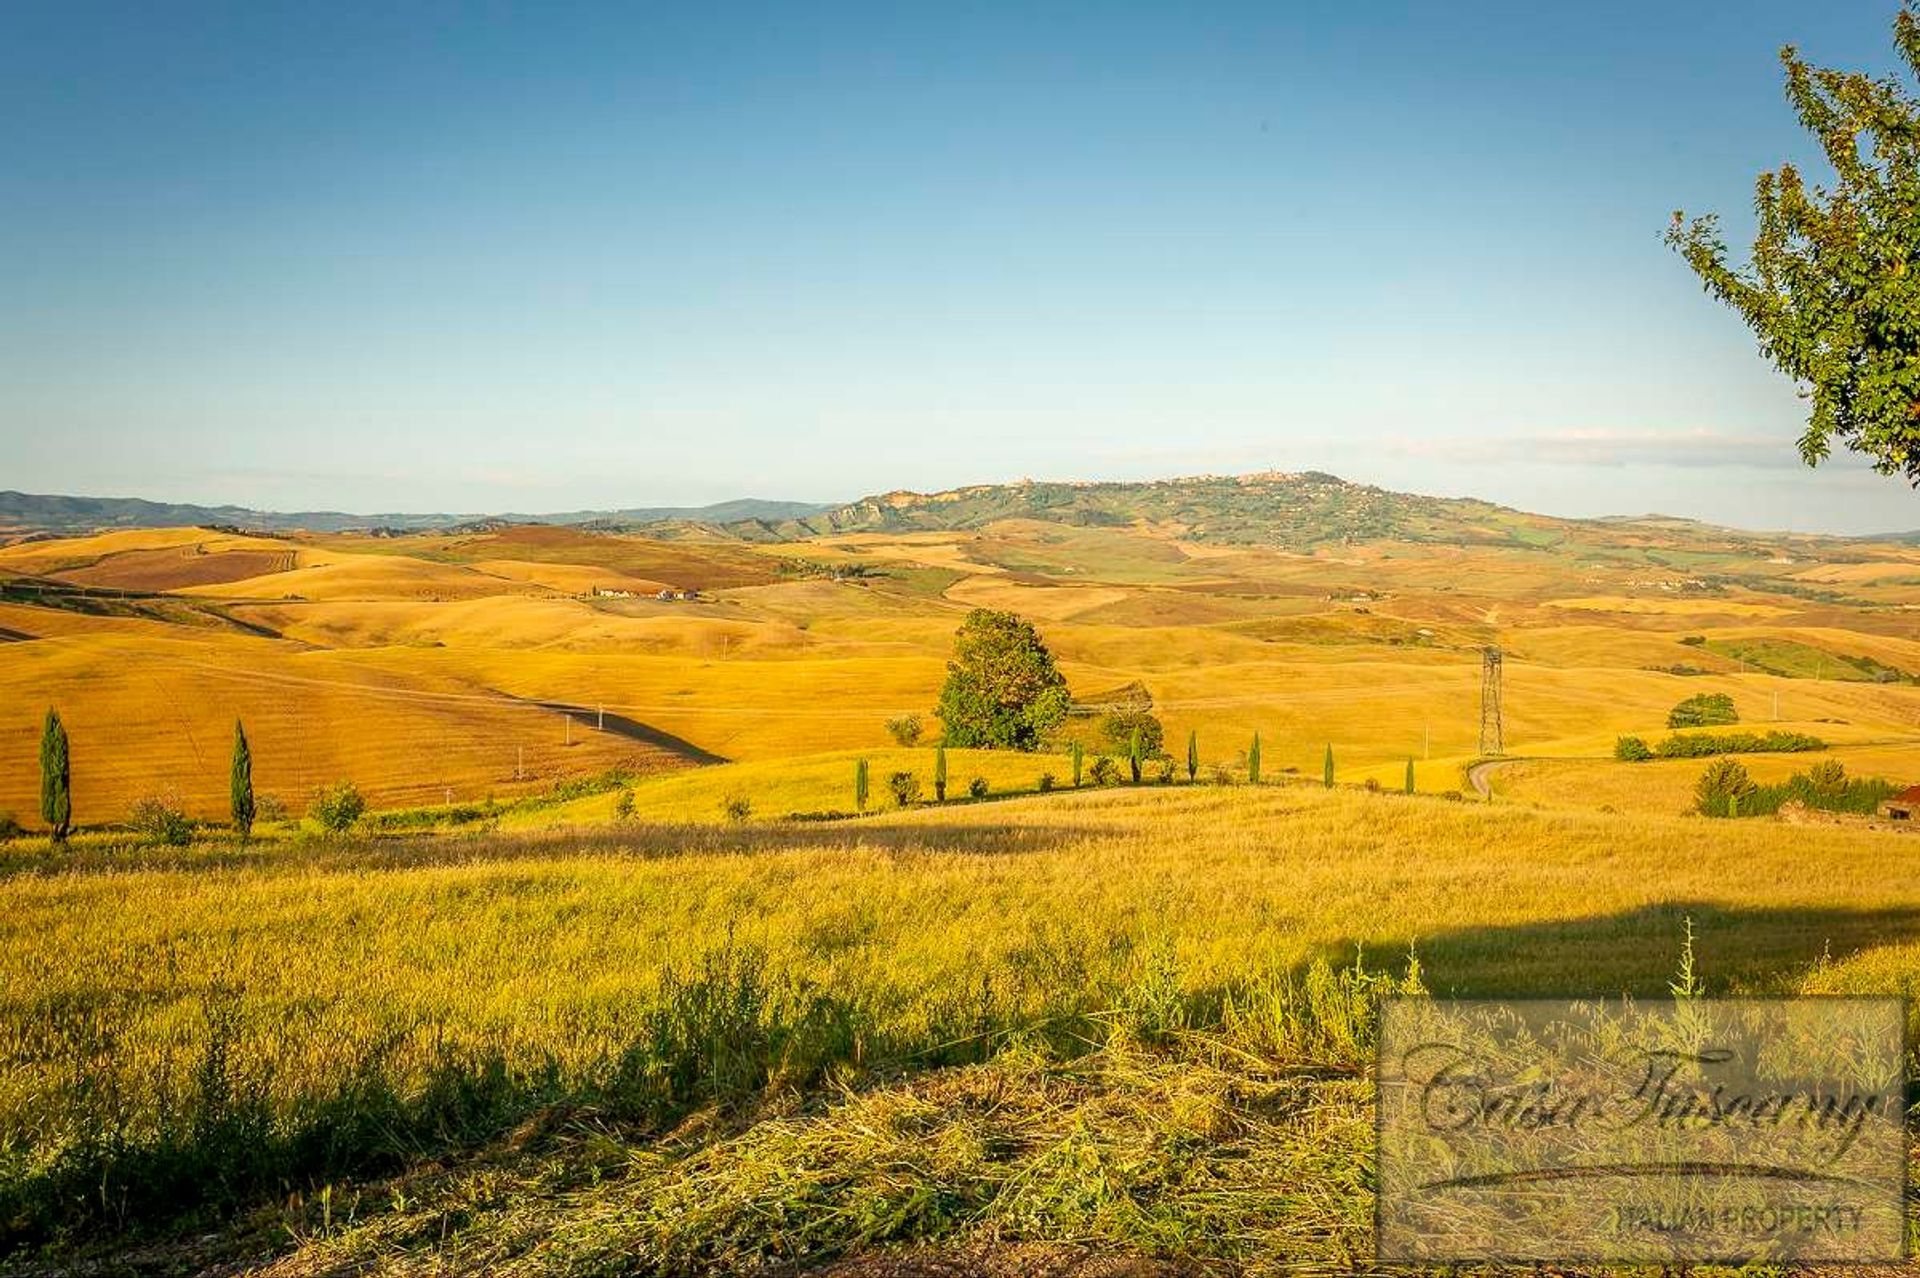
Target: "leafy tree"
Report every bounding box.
[855,758,870,812]
[1247,732,1261,785]
[1101,710,1164,758]
[1405,758,1416,795]
[1070,739,1084,787]
[885,714,923,747]
[39,708,70,844]
[1128,728,1143,784]
[933,744,948,802]
[721,795,752,822]
[887,770,921,807]
[310,781,365,833]
[1695,758,1758,818]
[1668,693,1739,729]
[1088,757,1120,786]
[1185,730,1198,783]
[967,776,989,798]
[1323,744,1335,789]
[230,719,255,840]
[934,609,1070,750]
[1037,772,1055,792]
[1668,7,1920,482]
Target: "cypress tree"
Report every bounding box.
[1404,757,1416,795]
[933,744,948,802]
[1186,729,1198,783]
[1070,739,1083,788]
[1323,744,1335,789]
[1128,728,1143,784]
[39,708,70,845]
[1248,732,1261,785]
[231,719,255,840]
[855,758,869,812]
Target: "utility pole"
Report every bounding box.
[444,786,452,807]
[597,703,605,731]
[1478,647,1504,756]
[564,713,572,746]
[516,746,523,781]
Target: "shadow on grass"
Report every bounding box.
[1296,899,1920,997]
[0,817,1120,881]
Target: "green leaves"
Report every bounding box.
[934,610,1070,751]
[1670,5,1920,483]
[39,708,70,843]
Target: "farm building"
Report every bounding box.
[1881,786,1920,821]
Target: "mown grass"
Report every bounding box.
[5,784,1920,1267]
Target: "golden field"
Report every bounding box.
[4,502,1920,1270]
[3,513,1919,825]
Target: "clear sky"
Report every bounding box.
[4,1,1918,532]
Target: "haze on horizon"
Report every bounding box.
[5,1,1919,535]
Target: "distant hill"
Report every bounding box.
[0,491,831,536]
[714,472,1561,548]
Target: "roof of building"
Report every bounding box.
[1886,784,1920,806]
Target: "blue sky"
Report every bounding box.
[4,1,1918,532]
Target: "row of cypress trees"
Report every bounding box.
[850,732,1420,805]
[34,709,255,844]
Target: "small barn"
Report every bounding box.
[1881,785,1920,821]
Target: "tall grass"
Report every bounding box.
[1,784,1916,1249]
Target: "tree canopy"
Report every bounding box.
[1669,5,1920,482]
[934,609,1070,751]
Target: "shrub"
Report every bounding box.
[721,795,753,822]
[1654,730,1825,759]
[1695,759,1758,817]
[309,781,366,833]
[1153,756,1175,784]
[887,771,921,807]
[966,776,989,799]
[255,793,289,824]
[1805,758,1847,795]
[1037,772,1055,792]
[1209,764,1233,786]
[0,811,20,840]
[613,788,635,820]
[885,715,923,747]
[127,795,193,847]
[1668,692,1738,729]
[1679,634,1706,646]
[1615,735,1654,761]
[1088,757,1120,787]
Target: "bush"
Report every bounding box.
[309,781,366,833]
[887,771,921,807]
[1654,730,1825,760]
[1695,759,1757,817]
[0,811,20,840]
[1668,692,1738,728]
[1037,772,1056,792]
[1615,735,1654,762]
[721,795,753,822]
[1209,764,1233,786]
[613,788,635,820]
[1153,756,1175,784]
[255,793,288,824]
[127,795,193,847]
[1679,634,1706,646]
[885,715,923,747]
[1088,757,1120,786]
[966,776,989,799]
